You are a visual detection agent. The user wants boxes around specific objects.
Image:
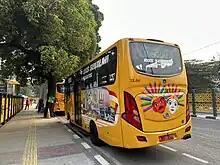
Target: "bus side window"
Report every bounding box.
[92,69,98,88]
[64,82,70,102]
[84,74,93,89]
[98,47,117,86]
[70,84,74,93]
[98,64,108,86]
[108,47,117,83]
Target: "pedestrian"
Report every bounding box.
[25,98,29,110]
[30,98,33,106]
[38,99,44,113]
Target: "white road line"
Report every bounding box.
[182,153,209,164]
[94,155,109,165]
[73,134,80,139]
[67,129,72,132]
[159,144,177,152]
[93,145,123,165]
[81,142,91,149]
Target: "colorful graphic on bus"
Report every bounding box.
[140,81,185,119]
[81,87,119,124]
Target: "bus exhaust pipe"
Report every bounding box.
[182,134,191,140]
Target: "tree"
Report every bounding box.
[20,85,34,96]
[0,0,104,115]
[92,3,104,55]
[185,59,215,91]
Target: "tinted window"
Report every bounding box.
[64,82,70,102]
[81,47,117,90]
[57,84,65,93]
[129,42,182,76]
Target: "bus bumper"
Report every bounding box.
[121,119,192,149]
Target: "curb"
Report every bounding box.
[191,114,220,120]
[191,114,197,117]
[0,122,6,128]
[205,116,216,119]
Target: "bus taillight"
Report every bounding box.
[186,94,190,123]
[122,92,142,131]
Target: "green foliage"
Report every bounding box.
[20,85,33,96]
[185,59,216,89]
[0,0,104,86]
[39,46,79,80]
[91,3,104,54]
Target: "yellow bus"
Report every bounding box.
[54,82,65,113]
[64,38,192,149]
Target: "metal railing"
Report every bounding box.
[0,93,24,126]
[189,88,219,119]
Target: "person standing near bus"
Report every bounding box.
[25,98,29,110]
[37,99,44,113]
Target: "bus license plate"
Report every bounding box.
[159,134,174,142]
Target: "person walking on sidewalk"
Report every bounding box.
[24,98,30,110]
[30,98,33,106]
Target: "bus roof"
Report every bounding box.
[126,38,179,47]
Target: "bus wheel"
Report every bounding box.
[89,121,102,146]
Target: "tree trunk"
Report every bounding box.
[44,73,56,118]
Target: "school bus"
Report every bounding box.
[64,38,192,149]
[54,82,65,113]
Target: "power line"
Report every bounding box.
[183,40,220,56]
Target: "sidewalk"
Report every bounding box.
[0,108,106,165]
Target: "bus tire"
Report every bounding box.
[89,121,102,146]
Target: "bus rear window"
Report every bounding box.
[129,42,182,76]
[57,84,65,93]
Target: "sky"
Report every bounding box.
[93,0,220,61]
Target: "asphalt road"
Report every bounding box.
[61,117,220,165]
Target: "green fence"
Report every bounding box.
[188,88,219,118]
[0,93,24,126]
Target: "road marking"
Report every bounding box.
[94,155,109,165]
[81,142,91,149]
[159,144,177,152]
[73,134,80,139]
[67,128,72,132]
[182,153,209,164]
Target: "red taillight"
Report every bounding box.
[185,126,191,132]
[186,94,190,123]
[122,92,142,131]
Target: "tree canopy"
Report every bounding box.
[0,0,104,87]
[185,59,220,90]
